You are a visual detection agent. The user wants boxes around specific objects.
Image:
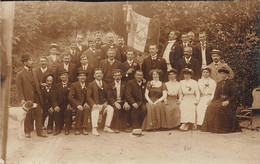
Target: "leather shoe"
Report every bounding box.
[114,129,120,133]
[54,130,61,136]
[42,126,47,130]
[38,133,47,138]
[124,128,132,133]
[65,130,70,135]
[47,129,53,134]
[25,133,31,138]
[82,129,88,135]
[74,129,80,135]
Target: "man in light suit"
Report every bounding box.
[86,68,115,136]
[16,53,47,138]
[207,49,234,83]
[161,30,183,70]
[142,43,167,81]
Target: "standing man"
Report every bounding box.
[99,48,122,84]
[161,30,183,70]
[34,56,53,88]
[177,46,200,80]
[142,43,167,81]
[193,31,213,69]
[46,43,62,78]
[86,68,115,136]
[95,31,105,51]
[101,32,122,61]
[16,53,47,138]
[117,37,127,62]
[187,31,197,46]
[121,49,140,82]
[85,38,103,68]
[207,49,234,83]
[68,69,90,135]
[68,41,81,68]
[126,70,147,129]
[56,52,77,83]
[76,34,88,56]
[108,69,131,133]
[181,33,190,48]
[78,54,94,83]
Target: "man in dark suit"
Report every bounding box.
[161,30,183,70]
[95,31,105,52]
[99,48,122,84]
[188,31,198,46]
[193,31,213,69]
[76,34,88,56]
[41,74,61,135]
[68,69,90,135]
[117,37,127,62]
[56,52,77,83]
[108,69,131,133]
[78,54,94,83]
[68,41,81,68]
[85,38,103,68]
[87,68,115,136]
[55,69,72,135]
[16,53,47,138]
[46,43,62,78]
[142,43,167,81]
[177,46,200,80]
[100,32,122,61]
[126,70,147,129]
[121,49,140,82]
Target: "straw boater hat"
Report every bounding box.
[50,43,59,49]
[218,67,230,74]
[22,101,38,112]
[210,49,222,56]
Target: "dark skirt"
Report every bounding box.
[201,100,241,133]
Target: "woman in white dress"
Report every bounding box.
[197,67,216,128]
[164,69,181,129]
[179,68,200,131]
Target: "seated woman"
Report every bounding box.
[196,67,216,129]
[179,68,200,131]
[164,69,181,129]
[201,67,241,133]
[142,69,167,131]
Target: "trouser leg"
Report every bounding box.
[91,107,100,128]
[105,105,114,127]
[64,108,72,130]
[24,110,34,134]
[54,111,61,131]
[47,111,54,130]
[82,107,90,129]
[34,106,43,135]
[75,109,83,129]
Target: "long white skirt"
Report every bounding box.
[180,95,196,123]
[196,95,211,125]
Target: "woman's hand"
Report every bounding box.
[148,100,154,105]
[164,99,168,105]
[222,100,229,107]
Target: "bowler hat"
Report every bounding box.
[77,67,88,75]
[22,101,38,112]
[20,53,31,61]
[218,67,230,74]
[210,49,222,55]
[58,69,68,76]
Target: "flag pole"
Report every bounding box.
[0,2,15,162]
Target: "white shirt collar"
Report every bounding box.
[115,80,121,86]
[185,57,192,63]
[40,67,47,73]
[24,66,30,70]
[151,54,157,60]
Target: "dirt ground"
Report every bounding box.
[5,118,260,164]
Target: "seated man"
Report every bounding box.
[68,68,90,135]
[126,70,147,129]
[86,68,115,136]
[41,74,61,135]
[108,69,131,133]
[55,69,72,135]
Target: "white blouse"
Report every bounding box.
[165,81,180,96]
[198,77,216,100]
[180,79,200,100]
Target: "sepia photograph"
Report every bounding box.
[0,1,259,163]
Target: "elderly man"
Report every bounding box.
[142,43,167,81]
[16,53,47,138]
[101,32,122,61]
[86,68,115,136]
[177,46,200,80]
[193,31,213,69]
[99,48,122,84]
[161,30,183,70]
[207,49,234,83]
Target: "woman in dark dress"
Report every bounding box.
[201,67,241,133]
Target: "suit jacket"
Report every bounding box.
[33,67,53,84]
[142,56,167,81]
[16,68,43,104]
[101,44,122,61]
[68,81,88,109]
[177,57,200,80]
[99,59,122,84]
[118,45,127,63]
[69,49,81,69]
[207,61,234,83]
[95,41,105,50]
[160,41,183,69]
[193,42,213,69]
[55,81,72,108]
[85,48,103,68]
[121,61,140,82]
[86,80,109,108]
[76,44,88,56]
[107,81,127,105]
[46,55,62,75]
[56,63,77,83]
[41,85,57,110]
[213,79,237,104]
[126,79,147,106]
[78,65,94,83]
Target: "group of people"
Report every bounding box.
[16,31,240,138]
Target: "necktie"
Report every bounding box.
[98,81,102,88]
[202,42,206,51]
